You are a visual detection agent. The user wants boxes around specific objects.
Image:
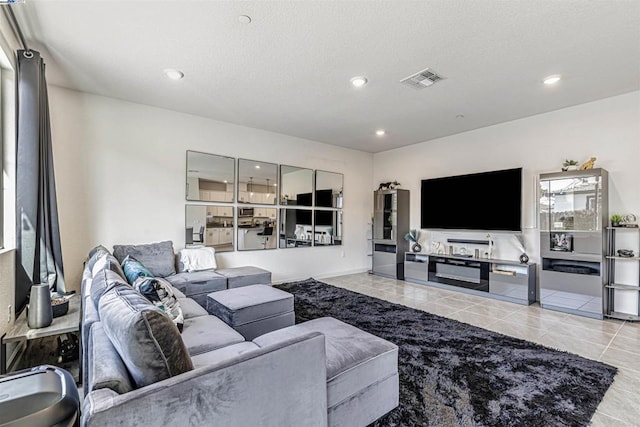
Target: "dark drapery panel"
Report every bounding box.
[15,49,66,315]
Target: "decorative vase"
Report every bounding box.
[519,253,530,264]
[612,222,620,227]
[28,284,53,329]
[412,243,422,253]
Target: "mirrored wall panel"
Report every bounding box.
[185,205,234,252]
[315,210,343,246]
[238,159,278,205]
[279,208,313,248]
[237,207,277,251]
[186,151,235,202]
[280,165,313,206]
[315,170,343,208]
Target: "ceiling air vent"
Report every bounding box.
[400,67,445,89]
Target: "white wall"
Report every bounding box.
[48,87,374,291]
[374,91,640,313]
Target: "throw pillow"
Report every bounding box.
[86,245,110,271]
[133,276,184,332]
[98,283,193,388]
[113,241,176,277]
[121,255,153,285]
[91,253,126,282]
[179,246,217,272]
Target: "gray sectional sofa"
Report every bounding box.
[81,242,399,426]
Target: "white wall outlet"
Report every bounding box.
[341,250,345,258]
[7,305,11,323]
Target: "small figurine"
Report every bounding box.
[579,157,597,170]
[378,181,400,190]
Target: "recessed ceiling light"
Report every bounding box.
[163,69,184,80]
[543,74,562,85]
[255,165,261,169]
[238,15,252,24]
[376,129,386,136]
[350,76,368,88]
[223,180,228,183]
[273,183,278,187]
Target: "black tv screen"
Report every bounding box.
[420,168,522,231]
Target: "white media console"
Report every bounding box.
[404,253,537,305]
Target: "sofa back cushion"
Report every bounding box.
[91,253,126,282]
[86,245,111,271]
[90,268,129,311]
[98,283,193,388]
[87,322,134,395]
[113,241,176,277]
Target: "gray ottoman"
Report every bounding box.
[206,285,294,340]
[253,317,399,427]
[216,266,271,289]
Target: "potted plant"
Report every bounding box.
[562,159,579,171]
[404,229,422,253]
[611,214,623,227]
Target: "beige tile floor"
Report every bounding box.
[320,272,640,427]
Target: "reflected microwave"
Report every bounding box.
[239,208,254,217]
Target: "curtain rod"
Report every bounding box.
[2,5,31,55]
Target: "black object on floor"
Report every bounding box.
[275,279,617,427]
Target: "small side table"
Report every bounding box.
[1,295,80,374]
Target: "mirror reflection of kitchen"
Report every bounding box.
[238,159,278,205]
[238,207,277,251]
[186,151,235,203]
[185,205,234,252]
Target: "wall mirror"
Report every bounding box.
[238,159,278,205]
[280,165,314,206]
[237,207,277,251]
[186,151,235,202]
[315,210,343,246]
[315,170,343,208]
[279,208,313,248]
[185,205,234,252]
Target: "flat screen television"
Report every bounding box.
[420,167,522,231]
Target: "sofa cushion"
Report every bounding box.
[91,253,126,283]
[121,255,153,285]
[87,323,133,395]
[133,277,185,332]
[216,266,271,288]
[190,342,260,369]
[164,270,227,297]
[86,245,111,272]
[99,283,193,388]
[178,297,208,319]
[179,246,217,272]
[90,269,129,311]
[254,317,398,408]
[181,315,245,356]
[113,241,176,277]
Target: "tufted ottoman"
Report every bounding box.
[206,285,294,340]
[215,266,272,289]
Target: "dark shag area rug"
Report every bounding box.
[275,279,617,427]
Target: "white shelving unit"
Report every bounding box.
[605,226,640,321]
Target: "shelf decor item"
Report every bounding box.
[579,156,597,170]
[404,229,422,253]
[611,214,623,227]
[27,284,53,329]
[561,159,579,171]
[514,233,529,263]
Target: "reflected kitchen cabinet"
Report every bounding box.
[238,207,277,251]
[186,205,234,252]
[238,159,278,205]
[186,151,235,203]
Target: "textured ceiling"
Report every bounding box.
[12,0,640,153]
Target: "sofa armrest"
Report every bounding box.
[82,331,327,427]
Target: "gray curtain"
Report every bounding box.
[15,49,66,307]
